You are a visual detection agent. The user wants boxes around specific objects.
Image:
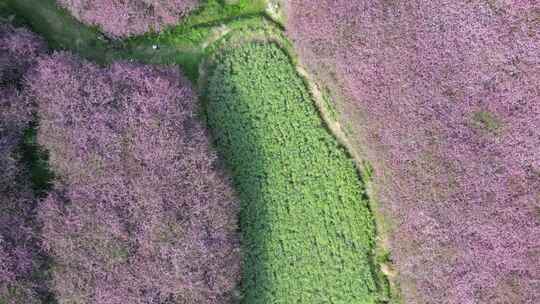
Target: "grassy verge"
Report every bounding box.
[205,42,388,303]
[1,0,269,81]
[2,0,111,62]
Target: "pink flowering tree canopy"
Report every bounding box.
[57,0,201,38]
[26,52,241,304]
[0,22,50,304]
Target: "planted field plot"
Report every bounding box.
[206,42,385,303]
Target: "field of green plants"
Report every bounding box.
[0,0,392,303]
[206,42,387,303]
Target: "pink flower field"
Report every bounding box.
[287,1,540,303]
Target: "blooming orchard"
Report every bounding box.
[288,1,540,303]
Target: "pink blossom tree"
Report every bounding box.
[57,0,200,38]
[0,23,48,304]
[26,52,241,304]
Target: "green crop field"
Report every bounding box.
[206,42,385,303]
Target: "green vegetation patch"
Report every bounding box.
[206,42,383,303]
[471,110,503,134]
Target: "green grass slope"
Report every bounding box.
[206,42,384,304]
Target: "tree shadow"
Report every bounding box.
[14,121,57,304]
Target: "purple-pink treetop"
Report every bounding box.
[0,23,47,304]
[288,1,540,303]
[57,0,200,38]
[26,52,241,304]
